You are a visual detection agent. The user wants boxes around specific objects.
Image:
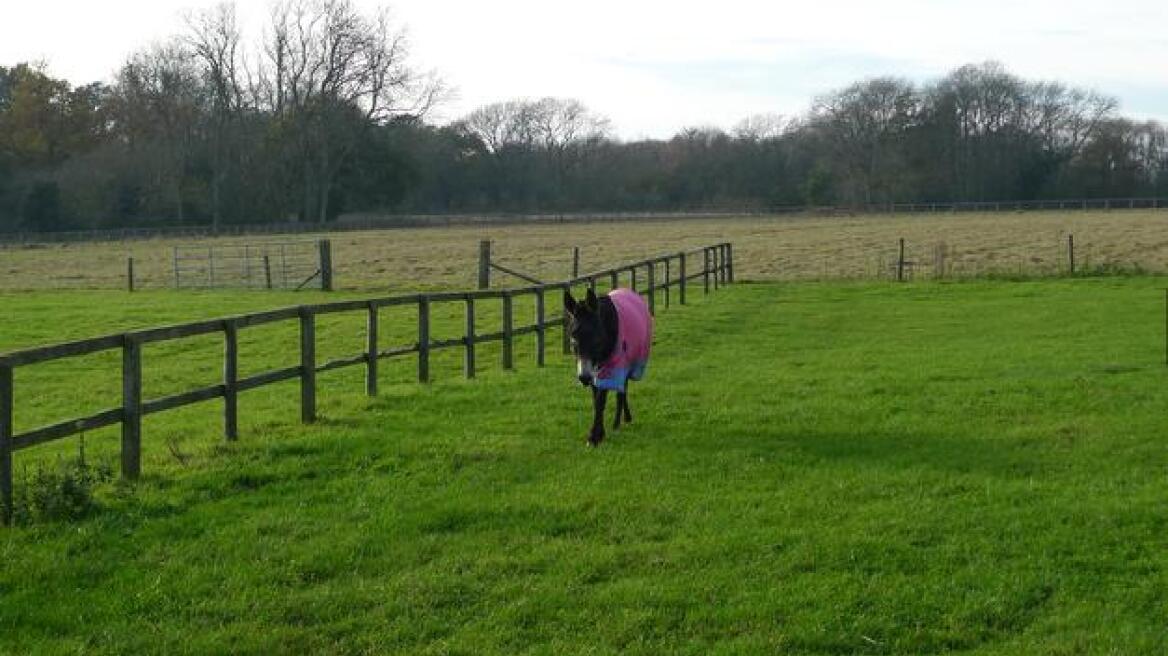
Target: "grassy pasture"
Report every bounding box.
[4,209,1168,291]
[2,277,1168,654]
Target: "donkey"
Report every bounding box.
[564,287,653,446]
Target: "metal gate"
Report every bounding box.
[172,241,323,290]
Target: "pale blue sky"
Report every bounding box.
[3,0,1166,139]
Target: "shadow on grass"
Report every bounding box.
[685,423,1038,479]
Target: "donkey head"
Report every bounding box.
[564,288,610,387]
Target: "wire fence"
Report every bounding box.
[1,196,1165,246]
[799,235,1125,282]
[172,241,324,290]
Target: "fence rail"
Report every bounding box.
[0,243,734,524]
[1,197,1165,246]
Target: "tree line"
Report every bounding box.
[1,1,1166,233]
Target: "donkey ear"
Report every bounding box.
[584,287,599,311]
[563,289,577,314]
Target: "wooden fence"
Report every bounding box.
[0,243,734,524]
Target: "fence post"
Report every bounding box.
[502,292,514,370]
[704,248,711,295]
[173,246,180,289]
[647,262,656,316]
[610,270,619,290]
[1,363,12,525]
[418,296,430,383]
[127,257,135,293]
[463,297,476,378]
[713,247,721,290]
[664,258,671,308]
[478,240,491,290]
[122,337,142,479]
[535,288,546,367]
[366,303,379,396]
[727,244,734,283]
[897,238,906,282]
[679,252,687,305]
[562,284,572,355]
[630,267,637,292]
[572,247,580,279]
[318,239,333,291]
[299,308,316,423]
[1068,234,1075,275]
[224,321,238,441]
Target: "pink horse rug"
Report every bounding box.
[593,288,652,391]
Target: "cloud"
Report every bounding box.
[2,0,1166,137]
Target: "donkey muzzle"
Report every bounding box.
[576,359,595,387]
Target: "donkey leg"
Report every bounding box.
[589,387,608,446]
[622,389,633,423]
[613,392,625,430]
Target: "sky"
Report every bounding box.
[3,0,1167,140]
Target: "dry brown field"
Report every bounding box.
[3,210,1168,291]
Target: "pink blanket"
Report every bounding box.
[595,288,652,391]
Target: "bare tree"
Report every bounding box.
[112,41,205,223]
[258,0,442,221]
[186,2,248,229]
[457,97,610,210]
[813,77,918,204]
[734,113,790,141]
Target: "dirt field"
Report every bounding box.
[3,210,1168,291]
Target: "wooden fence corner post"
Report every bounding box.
[1,363,12,525]
[127,257,135,293]
[478,240,491,290]
[366,303,379,396]
[465,296,476,379]
[223,320,238,441]
[679,252,687,305]
[318,239,333,291]
[572,247,580,279]
[535,288,546,367]
[122,336,142,480]
[299,308,316,423]
[418,296,430,383]
[502,292,514,370]
[727,243,734,283]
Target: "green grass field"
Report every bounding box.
[2,278,1168,654]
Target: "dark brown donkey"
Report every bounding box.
[564,287,653,446]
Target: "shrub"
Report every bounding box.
[10,436,114,525]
